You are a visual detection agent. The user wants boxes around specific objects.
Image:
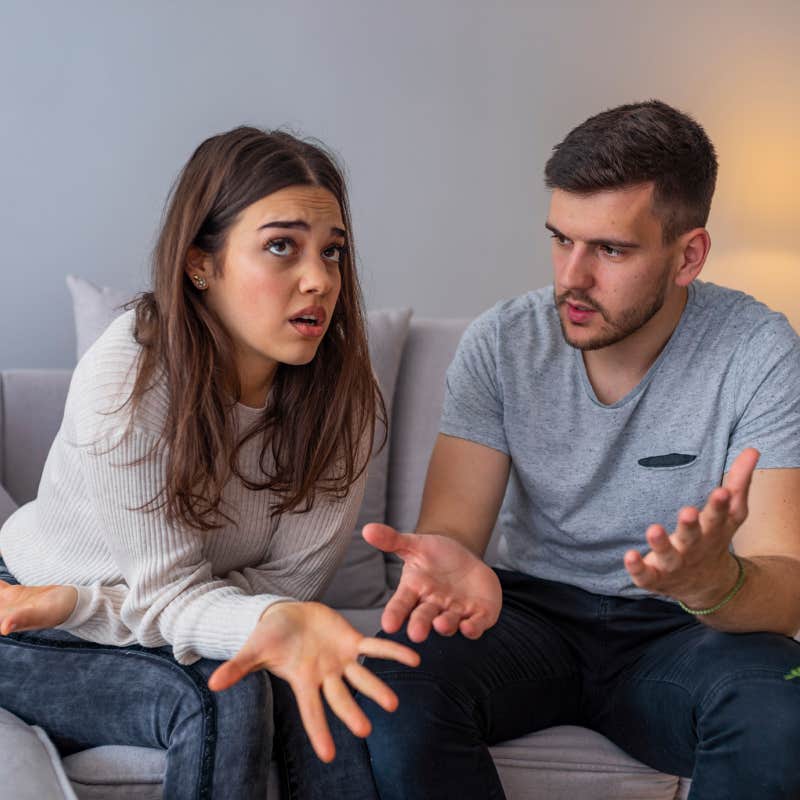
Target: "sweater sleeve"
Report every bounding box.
[223,467,367,601]
[59,429,290,665]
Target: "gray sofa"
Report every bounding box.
[0,317,691,799]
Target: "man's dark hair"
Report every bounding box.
[544,100,718,242]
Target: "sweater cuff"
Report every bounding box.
[57,585,100,629]
[170,593,295,665]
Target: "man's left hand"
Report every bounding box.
[624,447,760,608]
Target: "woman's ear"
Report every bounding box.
[185,246,211,291]
[674,228,711,287]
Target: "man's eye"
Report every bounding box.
[600,245,624,258]
[265,238,297,256]
[550,233,571,246]
[322,244,346,264]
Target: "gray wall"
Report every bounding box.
[1,0,798,368]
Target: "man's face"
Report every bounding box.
[547,184,679,351]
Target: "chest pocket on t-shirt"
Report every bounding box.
[638,452,697,469]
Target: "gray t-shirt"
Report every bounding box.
[441,280,800,597]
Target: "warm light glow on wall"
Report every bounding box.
[702,249,800,334]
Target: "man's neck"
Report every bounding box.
[582,286,689,405]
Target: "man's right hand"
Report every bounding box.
[362,523,502,642]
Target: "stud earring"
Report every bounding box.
[192,274,208,290]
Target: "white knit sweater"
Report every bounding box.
[0,311,366,665]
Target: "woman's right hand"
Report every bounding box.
[0,580,77,634]
[207,600,420,762]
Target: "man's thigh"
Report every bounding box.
[364,569,584,744]
[592,619,800,778]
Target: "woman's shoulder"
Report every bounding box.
[67,310,170,442]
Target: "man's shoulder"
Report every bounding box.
[691,281,798,354]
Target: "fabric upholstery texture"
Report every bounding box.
[0,482,16,527]
[0,707,78,800]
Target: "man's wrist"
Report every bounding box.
[677,553,744,613]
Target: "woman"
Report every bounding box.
[0,126,417,799]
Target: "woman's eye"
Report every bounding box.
[322,244,345,264]
[265,238,297,257]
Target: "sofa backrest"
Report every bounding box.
[0,319,473,521]
[0,370,72,505]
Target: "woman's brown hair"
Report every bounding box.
[128,126,384,530]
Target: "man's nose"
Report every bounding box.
[560,245,595,290]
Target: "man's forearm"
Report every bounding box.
[683,554,800,636]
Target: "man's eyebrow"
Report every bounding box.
[545,222,639,249]
[257,220,347,237]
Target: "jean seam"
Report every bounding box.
[1,633,217,800]
[698,667,793,716]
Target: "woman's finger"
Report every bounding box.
[358,636,420,667]
[207,654,257,692]
[322,675,371,738]
[344,661,398,713]
[293,683,335,763]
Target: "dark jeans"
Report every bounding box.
[354,568,800,800]
[0,558,377,800]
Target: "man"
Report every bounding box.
[360,100,800,799]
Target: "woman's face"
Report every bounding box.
[189,185,345,405]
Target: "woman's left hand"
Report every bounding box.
[0,580,77,634]
[207,600,420,762]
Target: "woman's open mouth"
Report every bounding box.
[288,306,327,338]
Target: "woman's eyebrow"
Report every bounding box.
[257,220,347,237]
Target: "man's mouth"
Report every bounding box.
[565,302,597,324]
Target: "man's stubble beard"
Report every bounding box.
[555,269,671,352]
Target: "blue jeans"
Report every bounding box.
[355,568,800,800]
[0,559,378,800]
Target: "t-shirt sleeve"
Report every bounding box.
[726,314,800,471]
[440,307,509,455]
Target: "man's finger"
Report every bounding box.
[407,600,441,643]
[322,675,372,738]
[700,487,731,533]
[672,507,701,551]
[723,447,760,494]
[723,447,759,522]
[432,609,463,637]
[362,524,420,557]
[358,636,421,667]
[293,684,335,763]
[381,584,422,634]
[458,608,495,640]
[646,525,682,572]
[624,549,660,589]
[344,662,399,712]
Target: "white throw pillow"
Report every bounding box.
[0,707,78,799]
[66,276,410,609]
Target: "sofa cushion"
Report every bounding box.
[0,707,78,800]
[0,483,17,527]
[489,725,681,800]
[66,275,411,608]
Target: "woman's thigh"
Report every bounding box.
[0,628,219,755]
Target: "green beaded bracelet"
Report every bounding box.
[678,554,746,616]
